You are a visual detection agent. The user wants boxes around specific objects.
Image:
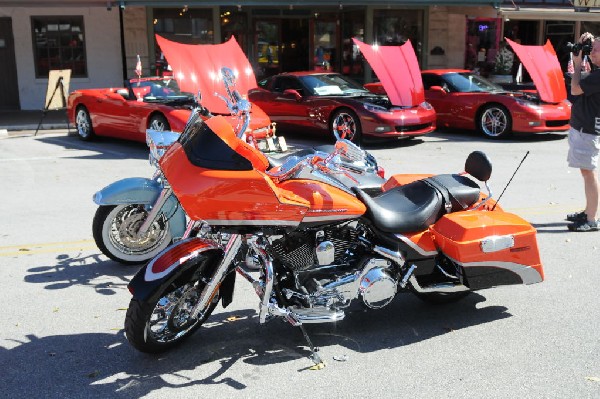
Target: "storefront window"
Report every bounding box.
[220,7,248,53]
[373,9,423,59]
[544,20,574,71]
[466,18,500,76]
[341,10,364,80]
[31,16,87,78]
[314,19,337,72]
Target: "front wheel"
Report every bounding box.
[75,106,94,141]
[477,104,512,138]
[124,266,219,353]
[92,204,172,265]
[331,109,362,145]
[148,114,170,131]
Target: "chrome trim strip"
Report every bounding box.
[449,256,543,285]
[302,215,360,222]
[395,234,438,257]
[203,219,299,227]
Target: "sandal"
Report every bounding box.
[568,219,599,232]
[566,211,587,222]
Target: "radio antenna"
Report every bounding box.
[491,151,530,211]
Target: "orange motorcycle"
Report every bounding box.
[124,79,544,362]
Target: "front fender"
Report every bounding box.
[128,237,224,302]
[93,177,187,239]
[93,177,161,205]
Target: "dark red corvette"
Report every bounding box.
[248,39,436,144]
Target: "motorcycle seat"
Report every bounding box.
[352,174,480,234]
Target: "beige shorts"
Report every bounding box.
[567,127,600,170]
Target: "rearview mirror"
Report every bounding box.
[283,89,302,101]
[429,85,447,94]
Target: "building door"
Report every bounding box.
[0,18,20,110]
[544,20,575,72]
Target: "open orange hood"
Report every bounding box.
[156,35,257,114]
[352,38,425,106]
[506,38,567,103]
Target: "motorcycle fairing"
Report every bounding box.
[278,179,367,224]
[506,38,567,103]
[160,116,310,226]
[93,177,187,239]
[156,35,257,115]
[352,38,425,107]
[129,237,224,301]
[431,210,544,288]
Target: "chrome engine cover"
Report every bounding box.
[359,267,397,309]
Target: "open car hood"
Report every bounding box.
[506,38,567,103]
[156,35,257,114]
[352,38,425,106]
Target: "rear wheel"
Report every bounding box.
[477,104,512,138]
[148,114,170,131]
[411,290,471,304]
[331,109,362,145]
[92,204,172,265]
[75,106,94,141]
[124,264,219,353]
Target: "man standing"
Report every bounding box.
[567,33,600,231]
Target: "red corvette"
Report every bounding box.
[67,36,274,143]
[248,39,436,145]
[367,39,571,139]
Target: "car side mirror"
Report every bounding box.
[429,85,447,94]
[283,89,302,101]
[116,88,130,99]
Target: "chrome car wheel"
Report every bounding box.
[75,107,94,141]
[93,204,172,265]
[331,109,362,144]
[478,105,512,138]
[148,114,170,131]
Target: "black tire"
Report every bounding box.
[477,104,512,139]
[331,109,362,145]
[92,204,172,265]
[411,290,471,305]
[75,106,94,141]
[124,262,219,353]
[148,114,170,131]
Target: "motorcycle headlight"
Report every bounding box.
[363,102,388,113]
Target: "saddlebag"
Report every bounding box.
[430,210,544,290]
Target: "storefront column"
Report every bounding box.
[363,6,373,83]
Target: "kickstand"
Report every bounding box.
[299,324,323,366]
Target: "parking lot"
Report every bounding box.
[1,127,599,398]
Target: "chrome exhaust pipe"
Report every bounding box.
[408,275,469,294]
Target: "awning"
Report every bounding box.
[499,7,600,21]
[0,0,499,7]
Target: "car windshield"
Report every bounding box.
[298,74,369,96]
[129,78,193,101]
[444,73,503,93]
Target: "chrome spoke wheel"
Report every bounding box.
[75,108,93,140]
[332,112,357,141]
[149,115,170,132]
[479,105,511,138]
[93,204,172,264]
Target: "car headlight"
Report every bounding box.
[420,101,433,110]
[363,102,388,113]
[515,99,541,109]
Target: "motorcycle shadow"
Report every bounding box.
[183,291,510,368]
[24,253,137,295]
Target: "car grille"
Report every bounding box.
[546,120,569,128]
[395,123,433,132]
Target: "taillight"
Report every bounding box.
[377,166,385,179]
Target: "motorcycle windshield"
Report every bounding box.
[155,35,258,114]
[175,115,269,172]
[506,38,567,103]
[352,38,425,106]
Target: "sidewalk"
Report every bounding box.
[0,109,71,133]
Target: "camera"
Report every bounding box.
[566,38,593,56]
